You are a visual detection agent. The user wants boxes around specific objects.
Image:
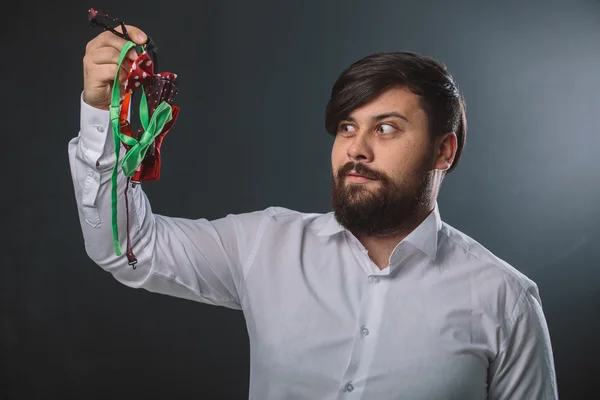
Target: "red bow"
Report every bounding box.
[119,51,180,183]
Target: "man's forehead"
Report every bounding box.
[346,88,423,121]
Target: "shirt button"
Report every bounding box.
[96,126,105,133]
[368,276,380,284]
[361,327,369,337]
[345,382,354,392]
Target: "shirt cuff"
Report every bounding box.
[79,90,112,163]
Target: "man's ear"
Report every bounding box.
[434,132,457,171]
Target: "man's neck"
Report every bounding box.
[355,206,434,270]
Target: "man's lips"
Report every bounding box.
[346,171,377,181]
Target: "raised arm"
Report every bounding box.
[69,23,266,309]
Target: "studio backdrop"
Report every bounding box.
[2,0,599,399]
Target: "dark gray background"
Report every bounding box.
[2,0,599,398]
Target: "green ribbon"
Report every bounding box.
[109,41,173,256]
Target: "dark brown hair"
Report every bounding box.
[325,51,467,173]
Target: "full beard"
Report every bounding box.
[330,162,434,237]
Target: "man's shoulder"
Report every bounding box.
[263,206,332,229]
[438,221,537,297]
[224,205,331,230]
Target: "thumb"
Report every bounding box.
[116,24,148,45]
[133,30,147,45]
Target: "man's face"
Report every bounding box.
[330,86,438,237]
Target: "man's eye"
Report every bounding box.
[339,124,356,133]
[378,123,396,134]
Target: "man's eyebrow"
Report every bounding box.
[344,112,410,123]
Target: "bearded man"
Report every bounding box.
[69,24,558,399]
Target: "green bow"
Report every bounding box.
[119,101,172,177]
[109,41,173,256]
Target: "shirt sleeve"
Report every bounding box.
[488,284,559,399]
[67,91,268,309]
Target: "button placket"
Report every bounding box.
[340,272,388,395]
[336,272,380,397]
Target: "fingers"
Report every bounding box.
[85,62,130,88]
[86,24,147,53]
[82,23,148,110]
[86,32,135,60]
[86,46,136,68]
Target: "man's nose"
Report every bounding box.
[347,135,374,162]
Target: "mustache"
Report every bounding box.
[338,162,384,180]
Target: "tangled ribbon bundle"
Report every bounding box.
[88,8,180,267]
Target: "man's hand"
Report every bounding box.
[82,24,147,111]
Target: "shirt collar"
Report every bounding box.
[398,202,443,261]
[316,212,347,237]
[317,201,443,261]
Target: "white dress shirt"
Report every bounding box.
[68,93,558,400]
